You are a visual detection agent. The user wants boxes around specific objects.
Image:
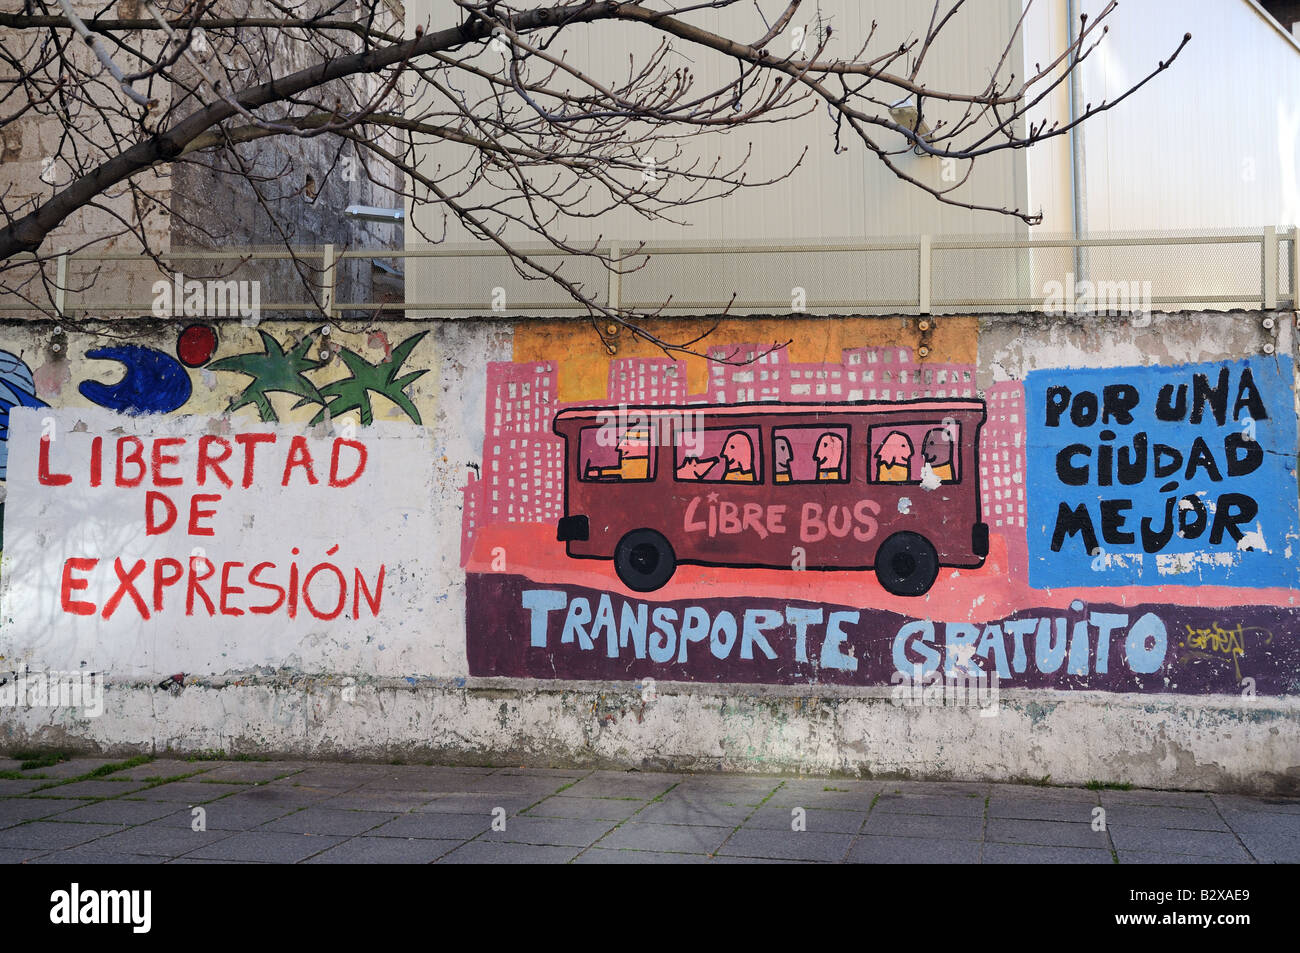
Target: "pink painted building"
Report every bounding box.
[707,343,787,402]
[981,380,1029,578]
[460,470,481,566]
[608,356,688,404]
[462,361,565,560]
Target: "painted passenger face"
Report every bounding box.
[922,427,953,466]
[876,430,913,468]
[814,433,844,471]
[775,437,793,472]
[721,432,754,472]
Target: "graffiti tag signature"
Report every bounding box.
[1178,622,1274,683]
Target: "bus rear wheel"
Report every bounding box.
[614,529,677,592]
[875,532,939,597]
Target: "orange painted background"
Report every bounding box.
[513,315,978,403]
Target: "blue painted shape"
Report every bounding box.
[0,349,47,480]
[1025,358,1300,589]
[78,345,192,415]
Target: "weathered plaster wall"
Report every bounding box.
[0,311,1296,792]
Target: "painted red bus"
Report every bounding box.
[553,400,989,596]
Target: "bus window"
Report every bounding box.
[675,427,762,483]
[869,422,961,484]
[772,426,850,483]
[578,425,655,482]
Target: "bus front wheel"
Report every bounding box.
[874,532,939,597]
[614,529,677,592]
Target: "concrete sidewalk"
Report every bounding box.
[0,755,1296,863]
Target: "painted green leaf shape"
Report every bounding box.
[301,331,429,426]
[207,330,325,422]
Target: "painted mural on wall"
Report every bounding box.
[0,314,1295,696]
[460,321,1300,697]
[0,324,438,676]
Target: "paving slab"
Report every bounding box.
[491,767,590,779]
[670,777,782,801]
[274,767,381,789]
[164,858,248,864]
[525,796,645,821]
[847,835,983,864]
[149,799,297,831]
[988,798,1100,823]
[709,855,812,864]
[436,841,581,864]
[27,849,168,864]
[8,760,119,779]
[1218,808,1300,838]
[182,831,348,863]
[0,780,54,796]
[574,848,712,864]
[0,798,92,826]
[742,806,867,834]
[1102,804,1229,831]
[0,846,45,863]
[872,793,987,817]
[1106,826,1251,861]
[986,818,1109,849]
[628,799,754,828]
[1226,829,1300,863]
[195,762,309,783]
[861,811,983,840]
[1118,850,1252,864]
[763,781,881,811]
[38,779,153,799]
[482,815,619,848]
[558,772,681,799]
[988,784,1098,802]
[982,843,1114,864]
[322,790,439,812]
[718,829,855,862]
[596,822,732,854]
[0,821,121,850]
[370,812,493,840]
[55,800,187,826]
[90,823,237,857]
[412,794,537,815]
[1099,789,1217,809]
[261,807,399,836]
[111,760,207,781]
[218,783,335,805]
[128,781,244,803]
[449,775,583,797]
[356,766,510,794]
[880,781,992,799]
[1213,794,1300,815]
[304,836,463,863]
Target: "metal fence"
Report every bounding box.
[4,227,1296,320]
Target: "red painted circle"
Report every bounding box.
[177,324,218,367]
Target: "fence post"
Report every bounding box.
[918,234,931,314]
[1291,226,1299,310]
[55,247,68,318]
[1263,228,1278,310]
[322,243,336,317]
[607,242,621,312]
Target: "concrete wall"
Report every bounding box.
[0,310,1296,793]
